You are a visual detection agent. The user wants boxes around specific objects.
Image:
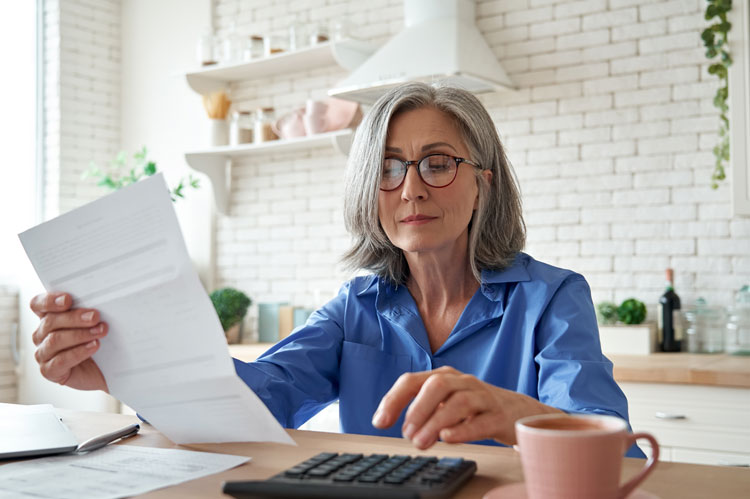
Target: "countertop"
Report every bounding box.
[609,353,750,389]
[229,345,750,389]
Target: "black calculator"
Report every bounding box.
[222,451,478,498]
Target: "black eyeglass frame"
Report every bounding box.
[379,154,482,191]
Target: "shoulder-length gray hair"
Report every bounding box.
[342,82,525,285]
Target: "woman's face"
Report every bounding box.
[378,107,487,260]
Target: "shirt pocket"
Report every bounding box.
[339,341,413,434]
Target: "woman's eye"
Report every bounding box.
[425,159,450,172]
[383,163,402,177]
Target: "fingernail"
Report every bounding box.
[86,340,98,349]
[55,295,66,306]
[372,410,385,427]
[90,324,104,335]
[403,423,416,440]
[414,433,435,449]
[81,311,94,322]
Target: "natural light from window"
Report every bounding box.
[0,1,37,284]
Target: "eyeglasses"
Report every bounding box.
[379,154,482,191]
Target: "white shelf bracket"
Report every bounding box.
[185,153,232,214]
[332,130,355,155]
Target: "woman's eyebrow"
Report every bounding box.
[385,142,459,154]
[421,142,458,153]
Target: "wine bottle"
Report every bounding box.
[658,268,683,352]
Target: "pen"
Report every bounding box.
[75,423,140,454]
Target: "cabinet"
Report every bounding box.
[183,39,375,214]
[620,382,750,466]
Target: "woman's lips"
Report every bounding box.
[401,214,437,225]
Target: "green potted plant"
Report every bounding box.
[596,298,656,355]
[84,146,200,201]
[210,287,252,344]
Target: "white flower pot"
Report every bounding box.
[598,322,657,355]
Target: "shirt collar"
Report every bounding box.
[479,252,531,301]
[359,252,531,299]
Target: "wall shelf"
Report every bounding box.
[184,39,373,214]
[185,129,355,214]
[185,39,376,95]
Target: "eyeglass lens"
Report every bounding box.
[381,154,458,190]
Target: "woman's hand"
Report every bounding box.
[371,366,561,449]
[30,292,109,392]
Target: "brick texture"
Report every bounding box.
[47,0,746,322]
[0,287,18,402]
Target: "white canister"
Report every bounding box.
[209,118,229,146]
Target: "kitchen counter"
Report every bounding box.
[230,345,750,389]
[609,353,750,389]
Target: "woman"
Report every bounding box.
[30,83,642,456]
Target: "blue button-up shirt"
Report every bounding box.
[233,253,644,457]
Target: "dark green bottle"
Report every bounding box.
[658,268,682,352]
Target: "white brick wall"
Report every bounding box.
[44,1,748,326]
[210,0,750,317]
[0,287,18,403]
[44,0,120,219]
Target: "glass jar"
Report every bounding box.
[263,34,288,57]
[289,17,308,52]
[243,35,264,61]
[684,298,726,353]
[726,285,750,355]
[330,18,352,42]
[254,107,278,143]
[229,110,253,145]
[221,23,243,64]
[196,28,216,66]
[309,23,329,45]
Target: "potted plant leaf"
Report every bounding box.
[210,287,251,344]
[84,146,200,201]
[596,298,656,355]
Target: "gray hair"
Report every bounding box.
[342,82,525,285]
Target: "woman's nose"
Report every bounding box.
[400,165,428,201]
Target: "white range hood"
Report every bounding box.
[328,0,514,104]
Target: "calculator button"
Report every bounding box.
[357,475,380,483]
[437,457,464,468]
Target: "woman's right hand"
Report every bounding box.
[30,292,109,393]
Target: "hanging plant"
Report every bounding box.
[701,0,733,189]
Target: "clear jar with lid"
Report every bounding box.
[726,285,750,355]
[243,35,264,61]
[229,110,253,145]
[263,33,288,57]
[684,298,726,353]
[309,23,329,45]
[254,107,278,143]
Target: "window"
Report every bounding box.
[0,0,39,281]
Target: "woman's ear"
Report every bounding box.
[474,169,493,210]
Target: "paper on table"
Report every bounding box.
[18,174,293,445]
[0,445,250,499]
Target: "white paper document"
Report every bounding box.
[19,174,294,445]
[0,444,249,499]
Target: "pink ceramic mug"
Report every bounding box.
[303,99,328,135]
[515,414,659,499]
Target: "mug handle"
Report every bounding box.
[618,432,659,499]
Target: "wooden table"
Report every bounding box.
[35,409,748,498]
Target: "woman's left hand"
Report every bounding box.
[371,366,562,449]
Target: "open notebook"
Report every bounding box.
[0,403,79,459]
